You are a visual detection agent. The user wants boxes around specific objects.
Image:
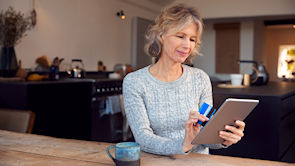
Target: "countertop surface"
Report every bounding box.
[0,78,123,85]
[213,81,295,98]
[0,130,293,166]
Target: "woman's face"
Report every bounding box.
[161,22,198,64]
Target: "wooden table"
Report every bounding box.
[0,130,293,166]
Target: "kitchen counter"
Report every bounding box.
[211,81,295,163]
[213,81,295,98]
[0,130,292,166]
[0,78,95,84]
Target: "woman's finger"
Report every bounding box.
[185,119,194,126]
[219,134,237,144]
[219,131,240,144]
[189,110,209,121]
[219,131,241,142]
[235,120,245,130]
[193,123,201,131]
[189,110,201,119]
[225,125,244,137]
[185,119,201,128]
[222,140,233,146]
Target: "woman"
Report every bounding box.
[123,4,245,155]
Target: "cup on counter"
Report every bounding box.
[243,74,251,86]
[107,142,141,166]
[230,74,243,86]
[109,72,121,79]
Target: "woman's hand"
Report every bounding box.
[182,110,209,152]
[219,120,245,146]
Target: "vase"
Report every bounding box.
[0,46,18,77]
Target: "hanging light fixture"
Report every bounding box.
[116,10,125,20]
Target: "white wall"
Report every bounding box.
[0,0,157,71]
[240,21,255,72]
[176,0,295,19]
[193,23,215,76]
[193,21,255,81]
[2,0,294,73]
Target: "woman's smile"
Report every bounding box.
[176,50,189,57]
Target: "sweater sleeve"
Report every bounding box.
[198,70,213,107]
[123,74,186,155]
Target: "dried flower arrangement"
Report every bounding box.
[0,6,34,47]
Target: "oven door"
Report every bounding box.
[91,95,123,143]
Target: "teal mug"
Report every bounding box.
[107,142,140,166]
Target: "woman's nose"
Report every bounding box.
[182,38,190,48]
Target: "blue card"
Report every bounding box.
[198,102,214,126]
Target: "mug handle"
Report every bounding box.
[106,145,116,162]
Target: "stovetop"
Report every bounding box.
[91,79,123,97]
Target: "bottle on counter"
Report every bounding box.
[49,65,59,80]
[49,57,64,80]
[98,61,106,71]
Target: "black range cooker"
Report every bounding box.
[90,78,127,142]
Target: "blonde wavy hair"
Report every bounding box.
[144,4,204,64]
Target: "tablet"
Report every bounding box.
[191,98,259,145]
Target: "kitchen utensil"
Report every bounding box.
[69,59,85,78]
[256,63,269,85]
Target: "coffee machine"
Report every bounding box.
[237,60,269,85]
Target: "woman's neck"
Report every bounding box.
[149,58,183,82]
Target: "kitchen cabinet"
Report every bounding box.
[0,77,126,143]
[0,79,93,140]
[210,81,295,163]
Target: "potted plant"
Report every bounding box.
[0,6,34,77]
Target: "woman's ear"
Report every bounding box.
[159,32,163,39]
[157,34,163,44]
[159,32,166,43]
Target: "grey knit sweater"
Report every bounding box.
[123,65,224,155]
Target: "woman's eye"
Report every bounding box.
[190,39,196,42]
[176,34,184,39]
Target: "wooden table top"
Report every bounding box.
[0,130,293,166]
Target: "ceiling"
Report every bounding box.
[121,0,175,13]
[147,0,175,6]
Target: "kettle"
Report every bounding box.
[255,62,269,85]
[238,60,269,85]
[68,59,85,78]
